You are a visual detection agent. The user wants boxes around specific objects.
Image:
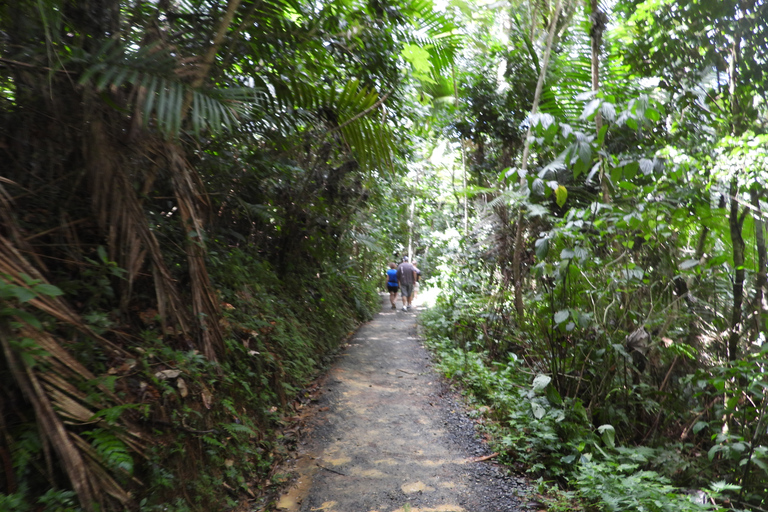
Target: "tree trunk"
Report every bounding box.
[588,0,610,203]
[751,188,767,340]
[728,178,746,361]
[512,0,566,318]
[512,0,563,319]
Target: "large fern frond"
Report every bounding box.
[75,40,270,137]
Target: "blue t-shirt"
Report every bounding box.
[386,269,398,285]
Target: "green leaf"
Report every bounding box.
[554,310,569,324]
[680,259,699,270]
[555,185,568,208]
[709,480,741,493]
[639,158,654,175]
[645,106,660,122]
[1,308,42,329]
[532,374,552,392]
[546,385,562,406]
[610,166,623,183]
[708,444,724,460]
[12,287,36,303]
[33,284,64,297]
[596,124,609,146]
[580,99,600,120]
[623,161,639,179]
[535,237,549,259]
[597,424,616,449]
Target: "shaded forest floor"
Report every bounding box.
[266,293,538,512]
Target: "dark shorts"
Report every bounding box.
[400,283,414,298]
[387,284,399,293]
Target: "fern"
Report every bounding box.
[83,428,134,475]
[223,422,256,437]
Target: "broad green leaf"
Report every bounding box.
[546,385,562,405]
[623,161,639,179]
[402,43,434,76]
[680,259,699,270]
[12,287,36,303]
[596,124,609,146]
[555,185,568,208]
[580,99,600,120]
[34,284,64,297]
[598,424,616,449]
[532,374,552,392]
[535,237,549,259]
[645,106,660,122]
[639,158,654,175]
[610,166,623,183]
[554,310,569,324]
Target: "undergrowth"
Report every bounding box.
[0,245,378,511]
[421,301,737,512]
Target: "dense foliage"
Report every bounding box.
[3,0,768,510]
[417,0,768,511]
[0,0,459,510]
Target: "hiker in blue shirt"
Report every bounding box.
[385,262,399,310]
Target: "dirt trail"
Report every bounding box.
[272,294,533,512]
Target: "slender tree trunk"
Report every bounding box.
[751,188,767,339]
[453,65,469,237]
[512,0,566,318]
[588,0,610,202]
[408,197,415,260]
[682,225,709,346]
[729,178,746,361]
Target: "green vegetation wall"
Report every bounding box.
[410,0,768,510]
[0,0,460,510]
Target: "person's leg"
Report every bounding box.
[400,284,412,310]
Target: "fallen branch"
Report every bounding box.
[471,452,498,462]
[316,464,346,476]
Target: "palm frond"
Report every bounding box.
[402,0,463,87]
[83,117,193,339]
[167,144,225,361]
[77,40,266,137]
[282,78,394,172]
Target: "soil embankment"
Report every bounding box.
[272,294,534,512]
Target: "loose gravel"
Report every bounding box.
[269,294,539,512]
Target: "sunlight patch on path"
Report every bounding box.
[402,481,436,493]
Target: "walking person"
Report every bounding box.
[385,262,399,309]
[396,256,418,311]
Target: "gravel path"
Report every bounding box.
[271,294,535,512]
